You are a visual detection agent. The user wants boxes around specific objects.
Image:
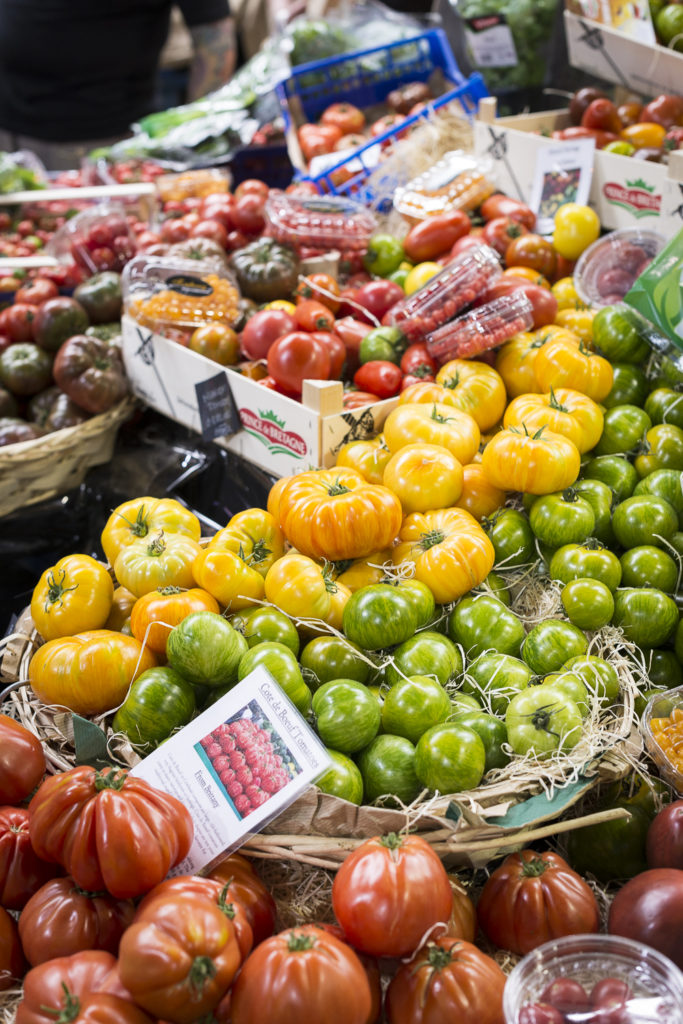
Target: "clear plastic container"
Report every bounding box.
[264,191,377,256]
[385,243,502,343]
[642,685,683,795]
[122,252,241,333]
[156,168,231,202]
[392,150,496,221]
[426,291,534,363]
[45,201,137,274]
[503,934,683,1024]
[573,227,667,308]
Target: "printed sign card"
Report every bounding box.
[529,139,596,236]
[131,666,331,873]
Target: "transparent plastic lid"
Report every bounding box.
[393,150,496,220]
[264,190,377,254]
[573,227,666,308]
[122,252,241,330]
[45,200,137,275]
[642,684,683,795]
[426,291,534,363]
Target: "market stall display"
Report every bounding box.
[2,8,683,1024]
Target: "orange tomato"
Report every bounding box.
[383,443,464,514]
[502,266,551,289]
[533,339,613,402]
[295,273,341,313]
[336,435,392,485]
[455,463,506,521]
[383,402,480,465]
[130,587,220,654]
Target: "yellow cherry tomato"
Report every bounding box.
[552,204,600,261]
[403,261,442,295]
[264,300,297,314]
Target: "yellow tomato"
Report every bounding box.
[325,580,352,632]
[267,475,292,525]
[481,426,581,495]
[503,388,604,454]
[495,332,542,399]
[551,277,589,311]
[101,497,202,567]
[383,443,463,514]
[620,122,667,150]
[207,508,284,578]
[533,339,613,402]
[264,300,297,314]
[335,550,393,592]
[503,266,551,289]
[554,308,595,345]
[383,402,480,465]
[264,552,337,622]
[552,204,600,261]
[336,434,392,485]
[434,359,507,432]
[404,261,442,295]
[104,586,137,632]
[455,463,506,521]
[113,532,203,598]
[31,554,114,641]
[392,507,495,604]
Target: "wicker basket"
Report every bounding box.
[0,396,137,519]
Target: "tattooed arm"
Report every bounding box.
[186,16,237,100]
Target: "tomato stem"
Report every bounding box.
[442,372,460,390]
[93,767,127,792]
[327,480,352,497]
[159,585,182,595]
[45,568,78,611]
[189,956,217,992]
[419,529,445,551]
[115,504,149,538]
[39,983,80,1023]
[286,931,316,952]
[561,487,579,503]
[521,856,549,878]
[380,832,404,851]
[147,530,167,557]
[217,882,236,920]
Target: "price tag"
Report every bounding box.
[464,14,518,68]
[194,371,240,441]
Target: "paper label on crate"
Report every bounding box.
[195,371,240,441]
[529,139,595,236]
[564,0,656,43]
[463,13,518,68]
[130,667,331,873]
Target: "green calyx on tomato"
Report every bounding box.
[505,685,583,757]
[529,489,596,548]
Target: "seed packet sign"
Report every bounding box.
[130,666,331,873]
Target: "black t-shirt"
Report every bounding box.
[0,0,230,142]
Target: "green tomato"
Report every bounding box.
[602,141,636,157]
[612,494,678,550]
[656,3,683,49]
[312,679,380,753]
[566,802,650,882]
[522,619,588,674]
[472,571,511,606]
[634,424,683,477]
[642,649,683,691]
[482,508,537,570]
[385,631,463,688]
[388,266,410,288]
[602,363,649,410]
[634,469,683,530]
[549,541,622,591]
[381,674,451,744]
[363,233,405,277]
[634,683,670,718]
[563,655,620,704]
[561,577,615,631]
[414,723,486,793]
[450,692,482,717]
[594,405,652,457]
[676,618,683,663]
[670,532,683,558]
[167,611,247,689]
[529,490,596,548]
[300,635,370,690]
[448,594,525,659]
[392,578,436,630]
[592,305,651,364]
[342,583,418,652]
[357,734,421,805]
[316,750,364,805]
[463,652,533,716]
[644,388,683,431]
[620,545,679,593]
[612,588,679,648]
[359,326,406,366]
[452,710,509,772]
[654,354,683,389]
[505,685,583,757]
[540,672,591,717]
[582,454,638,503]
[238,641,312,714]
[112,666,195,750]
[571,478,615,546]
[230,605,300,656]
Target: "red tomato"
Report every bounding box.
[400,343,436,375]
[647,800,683,869]
[482,216,529,257]
[0,905,25,991]
[581,98,622,133]
[190,220,228,247]
[342,390,381,409]
[401,372,435,389]
[0,303,37,342]
[295,273,341,313]
[370,114,406,144]
[267,332,331,394]
[298,123,343,162]
[160,219,191,244]
[550,126,620,148]
[14,279,59,306]
[449,234,487,260]
[353,360,403,399]
[608,868,683,970]
[334,316,371,373]
[354,280,405,322]
[232,194,266,235]
[505,233,557,277]
[0,807,61,910]
[240,309,296,361]
[199,197,235,230]
[234,179,269,201]
[640,95,683,128]
[403,211,471,262]
[320,102,365,134]
[481,277,557,328]
[294,299,336,333]
[311,331,345,379]
[226,229,249,252]
[479,195,537,230]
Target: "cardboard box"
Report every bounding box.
[564,9,683,97]
[121,314,397,478]
[474,97,683,237]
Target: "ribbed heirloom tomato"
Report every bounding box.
[0,807,60,910]
[208,853,277,946]
[193,508,284,610]
[101,497,201,566]
[0,905,24,992]
[113,531,203,598]
[481,425,581,494]
[383,443,464,514]
[434,359,507,432]
[384,402,480,464]
[130,587,219,653]
[0,715,46,804]
[30,554,114,641]
[503,388,604,453]
[336,435,392,485]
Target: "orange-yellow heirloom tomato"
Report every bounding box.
[495,328,581,399]
[481,425,581,495]
[554,308,595,345]
[335,549,393,592]
[324,579,352,632]
[277,467,402,562]
[533,339,613,402]
[130,587,220,654]
[455,463,506,521]
[28,630,157,715]
[392,507,495,604]
[264,553,340,622]
[113,531,203,598]
[433,359,507,432]
[192,509,283,610]
[336,434,392,485]
[104,586,137,632]
[383,402,480,465]
[383,443,463,514]
[503,388,604,454]
[30,554,114,641]
[101,497,201,566]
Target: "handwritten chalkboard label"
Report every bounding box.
[195,372,239,440]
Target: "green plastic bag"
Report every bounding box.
[624,226,683,351]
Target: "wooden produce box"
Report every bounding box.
[474,97,683,237]
[564,10,683,98]
[121,314,397,478]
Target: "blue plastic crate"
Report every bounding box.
[276,29,489,204]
